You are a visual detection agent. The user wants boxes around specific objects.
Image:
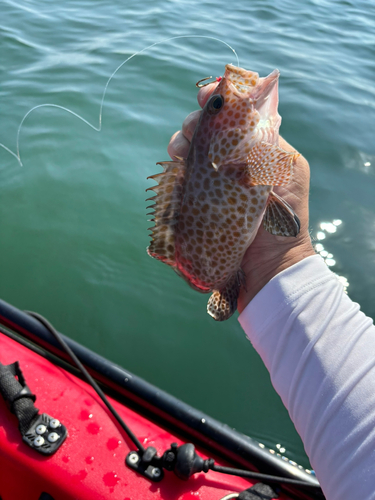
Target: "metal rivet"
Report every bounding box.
[33,436,45,447]
[48,432,60,443]
[49,419,60,429]
[128,452,139,464]
[36,424,47,435]
[152,468,161,478]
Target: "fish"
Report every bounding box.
[146,64,300,321]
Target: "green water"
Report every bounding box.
[1,0,374,468]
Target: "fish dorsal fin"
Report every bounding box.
[263,191,300,237]
[242,142,299,187]
[146,159,186,266]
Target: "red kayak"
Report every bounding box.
[0,298,322,500]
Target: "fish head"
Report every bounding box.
[192,65,281,169]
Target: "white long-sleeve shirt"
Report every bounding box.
[238,255,375,500]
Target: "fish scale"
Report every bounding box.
[147,64,300,321]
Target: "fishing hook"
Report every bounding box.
[196,76,222,88]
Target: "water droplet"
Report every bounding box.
[107,437,120,450]
[79,410,91,421]
[87,422,101,435]
[103,471,120,487]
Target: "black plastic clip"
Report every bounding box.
[126,447,164,482]
[23,413,67,455]
[0,360,67,455]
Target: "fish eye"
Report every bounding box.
[207,94,224,114]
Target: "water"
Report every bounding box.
[0,0,374,468]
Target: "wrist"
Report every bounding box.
[237,236,315,313]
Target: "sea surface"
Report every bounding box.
[1,0,374,468]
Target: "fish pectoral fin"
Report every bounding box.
[244,142,299,186]
[263,191,300,237]
[146,159,186,266]
[207,272,243,321]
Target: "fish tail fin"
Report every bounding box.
[207,271,243,321]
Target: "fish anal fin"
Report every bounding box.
[147,159,186,266]
[243,142,299,187]
[263,191,300,237]
[207,271,243,321]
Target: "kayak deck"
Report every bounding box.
[0,330,267,500]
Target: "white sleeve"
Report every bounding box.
[238,254,375,500]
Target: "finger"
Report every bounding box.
[181,110,201,142]
[167,130,190,160]
[197,82,219,108]
[279,135,298,153]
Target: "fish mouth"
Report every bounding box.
[224,64,260,97]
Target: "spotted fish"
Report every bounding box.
[146,64,300,321]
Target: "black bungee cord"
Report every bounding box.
[25,310,145,454]
[25,310,323,497]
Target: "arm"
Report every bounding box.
[168,84,375,499]
[239,255,375,500]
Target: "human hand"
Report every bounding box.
[168,83,315,313]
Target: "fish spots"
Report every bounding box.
[149,64,281,310]
[85,456,95,464]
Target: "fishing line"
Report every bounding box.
[0,35,239,167]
